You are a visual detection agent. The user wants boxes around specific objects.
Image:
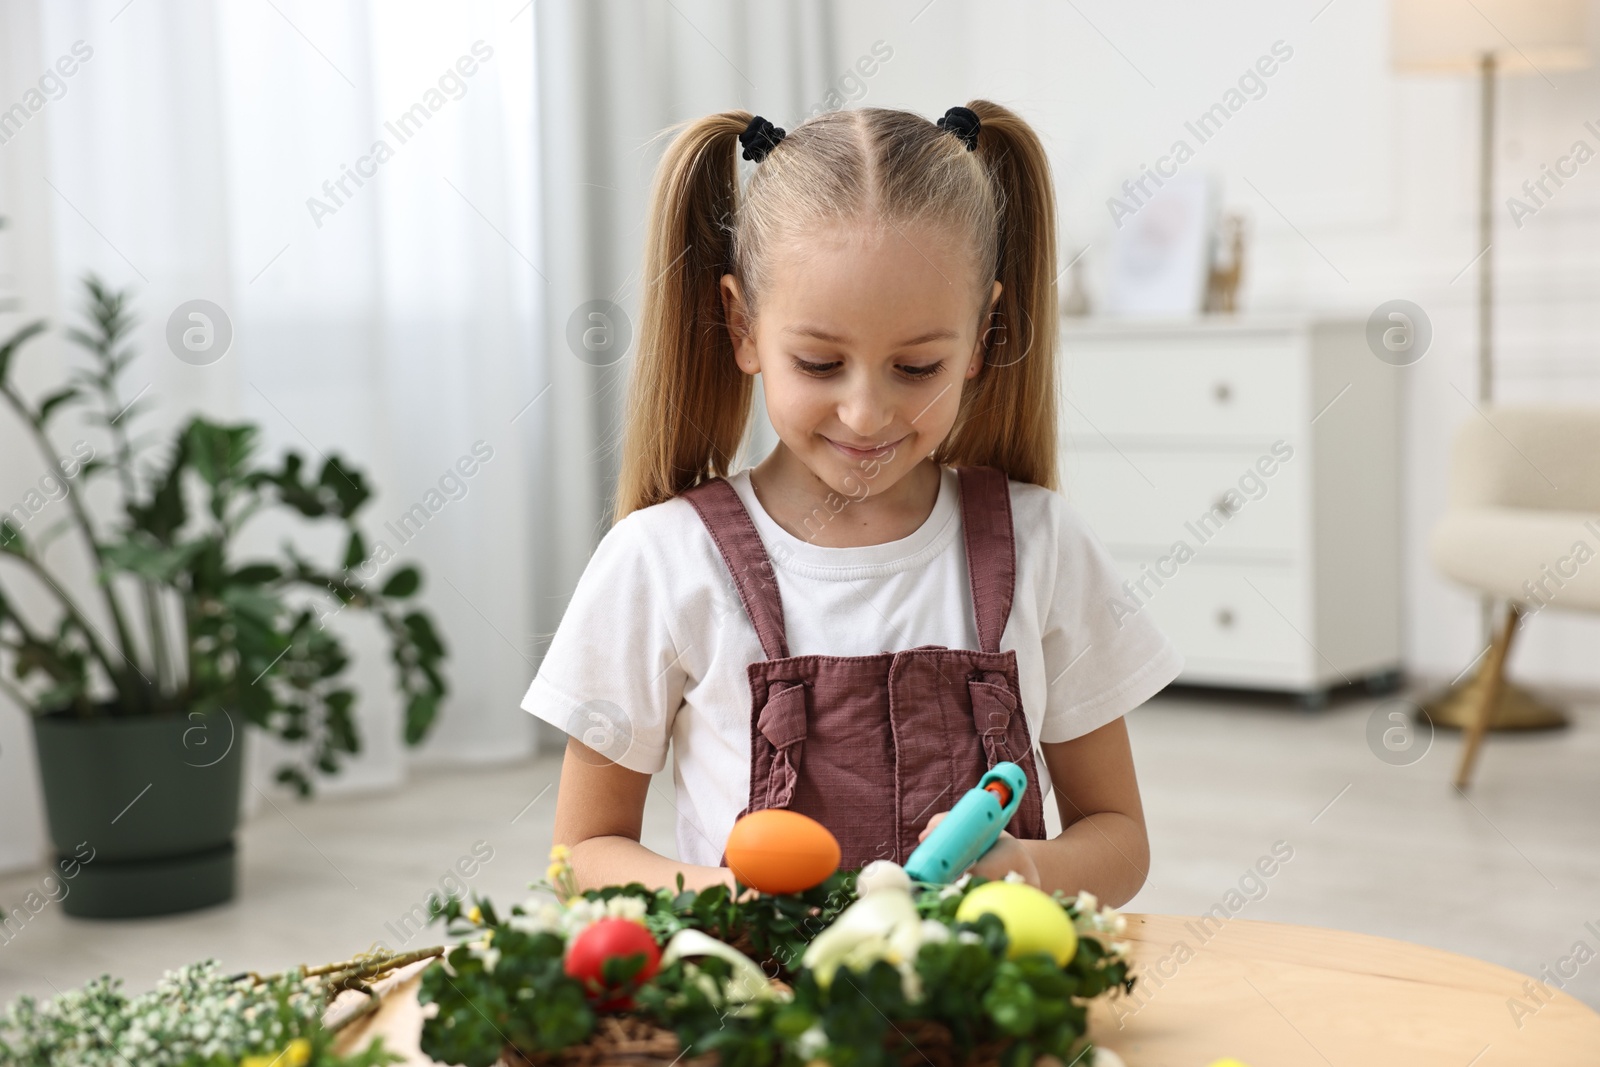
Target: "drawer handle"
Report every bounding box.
[1216,608,1236,629]
[1213,381,1233,403]
[1213,494,1241,516]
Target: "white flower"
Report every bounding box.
[796,1021,829,1058]
[1074,890,1099,914]
[508,899,565,936]
[956,930,983,945]
[603,896,648,923]
[1003,870,1028,884]
[559,897,613,939]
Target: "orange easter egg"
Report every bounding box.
[724,809,841,894]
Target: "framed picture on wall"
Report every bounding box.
[1104,171,1216,317]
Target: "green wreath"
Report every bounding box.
[419,846,1133,1067]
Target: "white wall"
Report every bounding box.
[5,0,1598,881]
[833,0,1600,690]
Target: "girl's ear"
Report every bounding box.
[721,273,759,375]
[968,279,1003,378]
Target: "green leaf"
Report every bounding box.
[403,611,445,660]
[0,519,22,556]
[99,538,204,583]
[343,529,367,571]
[326,689,359,753]
[0,319,47,386]
[228,562,282,585]
[63,326,101,353]
[419,659,445,696]
[320,455,371,517]
[983,967,1038,1035]
[76,458,109,482]
[219,583,284,628]
[381,566,421,598]
[277,703,309,741]
[36,386,80,425]
[185,418,259,488]
[270,451,327,517]
[404,691,437,744]
[126,434,189,542]
[275,765,311,797]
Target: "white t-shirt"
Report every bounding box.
[521,464,1184,869]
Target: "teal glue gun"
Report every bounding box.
[904,761,1028,884]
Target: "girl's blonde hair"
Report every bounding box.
[614,100,1059,522]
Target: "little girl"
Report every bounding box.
[522,101,1182,908]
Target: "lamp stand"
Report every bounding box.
[1424,53,1566,735]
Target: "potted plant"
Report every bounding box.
[0,273,448,918]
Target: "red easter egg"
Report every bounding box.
[724,809,841,894]
[564,917,661,1011]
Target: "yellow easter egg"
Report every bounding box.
[724,809,841,894]
[954,881,1079,965]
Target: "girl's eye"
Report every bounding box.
[790,358,840,376]
[788,358,946,380]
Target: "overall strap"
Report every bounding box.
[956,466,1017,654]
[681,478,791,661]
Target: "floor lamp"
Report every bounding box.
[1391,0,1590,730]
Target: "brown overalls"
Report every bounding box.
[682,464,1048,871]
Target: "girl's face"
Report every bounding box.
[721,220,1001,504]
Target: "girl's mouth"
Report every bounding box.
[825,435,903,460]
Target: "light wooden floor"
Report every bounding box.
[3,686,1597,1013]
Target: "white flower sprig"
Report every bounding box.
[1066,890,1131,960]
[0,960,325,1067]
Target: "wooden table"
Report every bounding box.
[1090,915,1600,1065]
[332,915,1600,1065]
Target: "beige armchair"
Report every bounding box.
[1428,407,1600,787]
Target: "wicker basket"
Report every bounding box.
[500,1013,1021,1067]
[329,958,1051,1067]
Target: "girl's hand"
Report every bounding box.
[917,812,1042,888]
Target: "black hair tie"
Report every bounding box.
[937,105,981,151]
[740,115,786,162]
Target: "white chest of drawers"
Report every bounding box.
[1058,316,1402,705]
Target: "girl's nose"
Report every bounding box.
[837,378,896,439]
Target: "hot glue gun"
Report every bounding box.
[903,761,1027,884]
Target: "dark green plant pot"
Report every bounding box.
[31,707,244,918]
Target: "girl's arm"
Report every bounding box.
[1021,715,1151,907]
[918,716,1151,906]
[551,736,739,895]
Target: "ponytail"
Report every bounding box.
[934,100,1059,491]
[613,111,755,522]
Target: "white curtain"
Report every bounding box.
[0,0,542,869]
[0,0,838,872]
[525,0,829,745]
